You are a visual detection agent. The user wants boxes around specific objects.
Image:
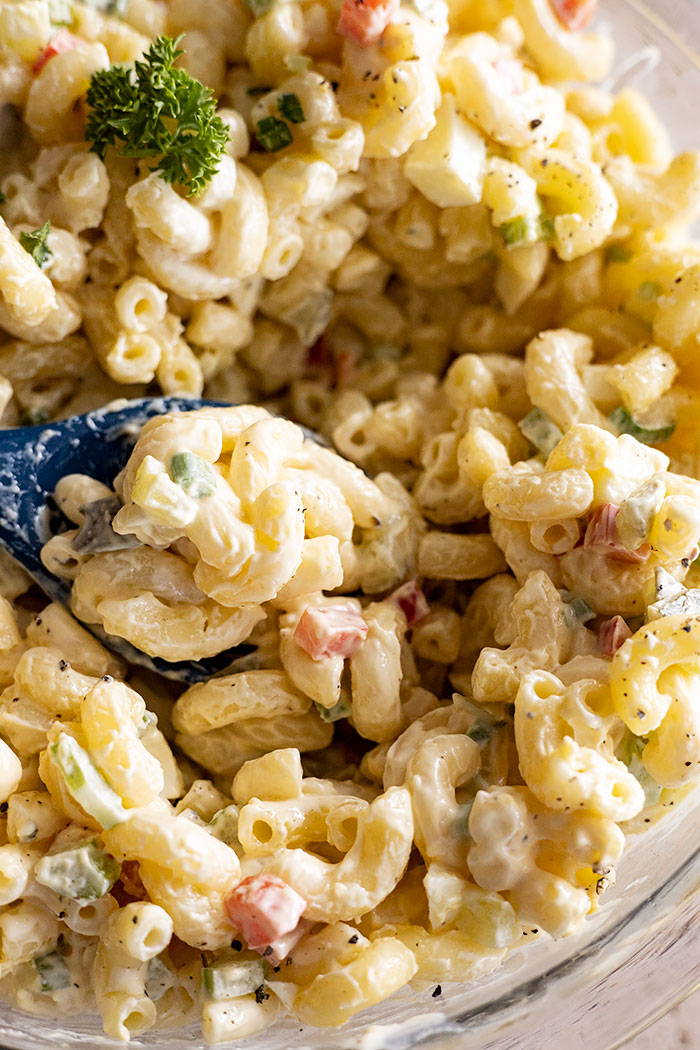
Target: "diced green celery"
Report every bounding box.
[609,406,676,445]
[637,281,662,301]
[169,451,217,499]
[256,115,293,152]
[629,755,662,807]
[620,734,662,807]
[34,950,70,993]
[283,53,312,73]
[453,798,474,839]
[138,710,158,736]
[564,597,595,628]
[620,732,643,766]
[500,216,535,246]
[624,281,663,325]
[479,250,499,265]
[277,93,305,124]
[605,243,632,263]
[202,959,266,1000]
[315,696,352,723]
[500,214,552,246]
[284,289,333,345]
[454,881,521,950]
[518,408,563,456]
[132,455,197,526]
[208,805,240,846]
[35,838,120,900]
[467,720,505,746]
[145,956,172,1001]
[49,733,127,829]
[616,478,665,549]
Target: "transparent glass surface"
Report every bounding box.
[3,1,700,1048]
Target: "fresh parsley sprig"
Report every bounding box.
[19,221,52,269]
[84,36,229,197]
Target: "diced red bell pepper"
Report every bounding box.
[598,615,633,657]
[295,605,368,661]
[584,504,650,564]
[307,336,331,369]
[262,917,313,966]
[225,873,307,954]
[549,0,598,32]
[334,349,357,388]
[33,29,82,75]
[337,0,400,47]
[388,579,429,627]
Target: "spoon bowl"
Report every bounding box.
[0,397,253,682]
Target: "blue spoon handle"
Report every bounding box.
[0,397,240,682]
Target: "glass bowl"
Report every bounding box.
[3,1,700,1048]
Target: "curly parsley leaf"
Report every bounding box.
[84,35,229,197]
[19,221,52,269]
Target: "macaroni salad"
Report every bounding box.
[1,0,700,1043]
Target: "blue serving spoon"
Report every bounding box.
[0,396,252,683]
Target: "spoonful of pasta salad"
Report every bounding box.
[0,398,416,682]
